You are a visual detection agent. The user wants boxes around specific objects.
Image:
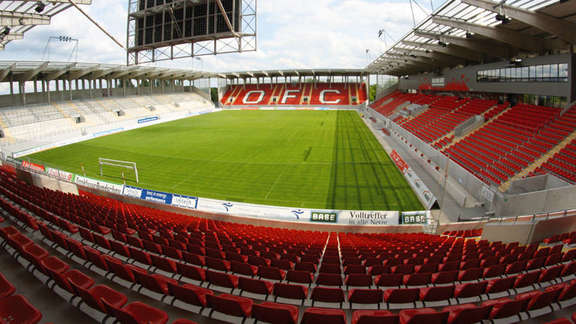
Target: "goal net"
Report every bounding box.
[98,158,139,184]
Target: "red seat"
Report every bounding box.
[486,277,515,295]
[513,270,541,290]
[6,233,34,253]
[376,273,403,287]
[85,246,108,271]
[151,255,177,273]
[206,293,253,319]
[431,271,458,285]
[258,266,286,281]
[505,260,526,274]
[51,269,94,293]
[206,257,230,272]
[345,264,367,275]
[415,263,438,274]
[41,256,70,275]
[231,261,258,277]
[420,285,454,302]
[301,307,346,324]
[383,288,419,305]
[399,308,448,324]
[555,280,576,302]
[391,264,414,274]
[176,262,206,282]
[295,262,316,273]
[110,240,130,258]
[403,273,431,286]
[345,274,373,287]
[171,320,198,324]
[105,257,138,283]
[206,270,238,290]
[516,286,562,311]
[443,303,490,324]
[311,287,345,307]
[482,297,522,320]
[239,277,273,296]
[0,294,43,324]
[316,273,343,287]
[273,283,308,303]
[134,271,177,295]
[352,310,399,324]
[458,268,482,281]
[102,299,169,324]
[130,248,152,265]
[252,301,299,324]
[319,263,341,274]
[167,282,213,307]
[286,270,313,285]
[454,281,487,300]
[0,273,15,298]
[483,264,505,278]
[348,289,382,307]
[71,281,128,313]
[539,265,563,284]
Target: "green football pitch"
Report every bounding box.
[26,110,423,211]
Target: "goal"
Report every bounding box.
[98,158,139,183]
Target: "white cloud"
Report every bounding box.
[0,0,443,72]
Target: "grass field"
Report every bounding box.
[26,110,423,211]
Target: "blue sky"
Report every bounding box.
[0,0,447,72]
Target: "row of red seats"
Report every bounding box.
[442,229,483,238]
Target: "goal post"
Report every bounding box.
[98,158,139,183]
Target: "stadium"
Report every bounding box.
[0,0,575,323]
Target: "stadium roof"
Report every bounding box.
[367,0,576,76]
[0,61,215,82]
[0,0,93,50]
[217,69,369,79]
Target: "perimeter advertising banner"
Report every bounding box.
[46,167,75,182]
[390,150,437,210]
[75,175,124,195]
[21,160,46,173]
[123,185,199,209]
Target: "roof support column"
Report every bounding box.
[45,81,51,105]
[569,47,576,104]
[19,81,26,105]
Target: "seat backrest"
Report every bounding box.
[101,299,138,324]
[311,287,345,303]
[273,283,307,300]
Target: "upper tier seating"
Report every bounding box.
[221,83,367,106]
[529,106,576,184]
[370,90,576,186]
[445,104,575,185]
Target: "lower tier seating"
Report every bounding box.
[2,168,576,323]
